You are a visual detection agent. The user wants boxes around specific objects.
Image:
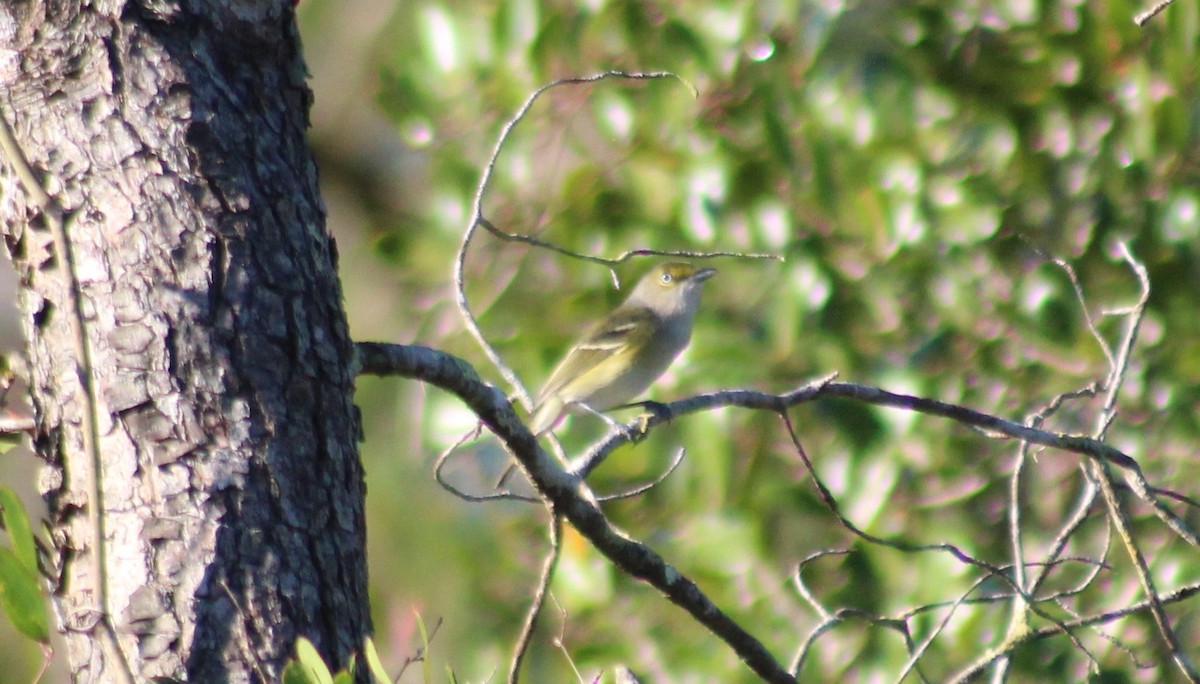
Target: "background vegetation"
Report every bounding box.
[2,0,1198,681]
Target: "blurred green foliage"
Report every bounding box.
[297,0,1200,682]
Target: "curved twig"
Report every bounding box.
[455,71,699,411]
[432,424,539,503]
[595,447,687,502]
[454,71,782,416]
[792,549,852,622]
[791,607,919,682]
[895,575,997,684]
[509,511,563,683]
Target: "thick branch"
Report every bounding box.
[354,341,797,683]
[356,341,1200,680]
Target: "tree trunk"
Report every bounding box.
[0,1,370,681]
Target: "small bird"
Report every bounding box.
[529,262,717,435]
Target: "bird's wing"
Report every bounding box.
[535,306,657,404]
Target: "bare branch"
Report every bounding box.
[1076,245,1197,680]
[354,341,797,683]
[359,340,1199,550]
[595,447,687,502]
[455,71,699,412]
[779,410,1017,585]
[478,217,781,273]
[948,581,1200,683]
[792,549,853,623]
[897,575,995,684]
[432,424,539,503]
[453,71,783,418]
[509,511,562,683]
[1134,0,1174,24]
[1094,461,1197,680]
[578,378,1135,470]
[1097,243,1150,440]
[355,248,1198,681]
[791,607,919,681]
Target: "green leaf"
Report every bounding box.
[415,611,432,684]
[281,661,316,684]
[283,637,334,684]
[0,547,49,643]
[363,637,391,684]
[0,487,38,574]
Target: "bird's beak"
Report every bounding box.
[692,267,718,282]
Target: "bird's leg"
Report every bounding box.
[629,399,672,434]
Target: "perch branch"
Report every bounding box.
[355,341,797,683]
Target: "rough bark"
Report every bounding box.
[0,1,369,681]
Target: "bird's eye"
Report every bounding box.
[660,272,673,285]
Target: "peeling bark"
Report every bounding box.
[0,1,370,681]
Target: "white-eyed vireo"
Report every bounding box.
[529,262,717,435]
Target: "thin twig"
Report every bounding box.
[1022,238,1117,373]
[779,409,1001,571]
[548,595,587,683]
[1094,462,1197,680]
[1001,436,1033,683]
[791,607,919,681]
[433,423,539,502]
[509,511,563,683]
[792,549,853,622]
[948,581,1200,683]
[1148,485,1200,509]
[455,71,782,415]
[478,218,781,272]
[896,575,995,684]
[455,71,697,411]
[1134,0,1174,24]
[999,240,1118,677]
[1097,243,1147,441]
[777,410,1085,646]
[1086,246,1197,681]
[392,617,444,682]
[1028,476,1101,596]
[0,105,135,684]
[595,447,687,502]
